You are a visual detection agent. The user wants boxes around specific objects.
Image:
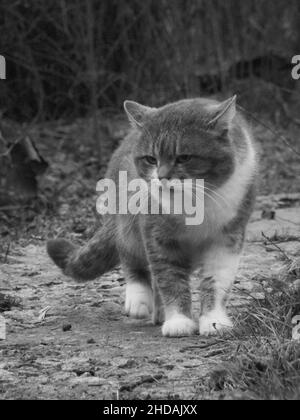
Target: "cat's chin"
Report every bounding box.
[162,314,197,338]
[199,310,233,336]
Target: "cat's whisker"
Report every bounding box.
[192,183,231,209]
[199,191,223,213]
[203,182,232,208]
[188,185,224,213]
[204,187,231,209]
[185,187,221,218]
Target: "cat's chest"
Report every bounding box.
[173,202,236,245]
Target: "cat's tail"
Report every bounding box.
[47,223,119,282]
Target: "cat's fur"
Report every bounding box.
[47,96,258,337]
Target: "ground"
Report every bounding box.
[1,194,300,400]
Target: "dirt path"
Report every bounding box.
[1,195,300,400]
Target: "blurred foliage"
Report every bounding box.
[0,0,299,121]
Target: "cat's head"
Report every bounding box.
[124,97,239,188]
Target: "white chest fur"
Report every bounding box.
[216,129,256,222]
[181,129,257,243]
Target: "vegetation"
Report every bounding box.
[199,258,300,400]
[0,0,300,121]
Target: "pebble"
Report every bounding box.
[62,323,72,332]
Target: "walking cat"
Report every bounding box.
[47,96,257,337]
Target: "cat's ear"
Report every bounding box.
[208,95,237,129]
[124,100,154,128]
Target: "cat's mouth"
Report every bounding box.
[150,177,183,188]
[149,177,204,193]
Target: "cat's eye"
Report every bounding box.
[143,156,157,165]
[176,155,192,164]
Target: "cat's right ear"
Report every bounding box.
[124,101,154,128]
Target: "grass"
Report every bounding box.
[204,257,300,400]
[209,340,300,400]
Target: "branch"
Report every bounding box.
[261,232,291,262]
[238,105,300,158]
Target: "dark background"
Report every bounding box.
[1,0,300,120]
[0,0,299,241]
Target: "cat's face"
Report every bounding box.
[125,98,237,189]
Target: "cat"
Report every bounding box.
[47,95,258,338]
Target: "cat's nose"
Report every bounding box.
[158,165,171,181]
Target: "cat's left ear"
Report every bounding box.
[208,95,237,129]
[124,100,155,128]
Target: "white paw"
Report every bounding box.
[125,283,153,319]
[199,310,233,336]
[162,314,197,337]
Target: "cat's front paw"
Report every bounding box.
[199,310,233,336]
[162,314,197,337]
[125,283,153,319]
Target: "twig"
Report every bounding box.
[0,133,24,158]
[261,231,291,261]
[0,205,30,211]
[238,105,300,157]
[119,374,164,392]
[4,244,10,264]
[0,130,7,147]
[0,112,41,159]
[180,340,222,352]
[276,216,300,227]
